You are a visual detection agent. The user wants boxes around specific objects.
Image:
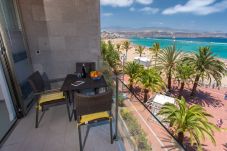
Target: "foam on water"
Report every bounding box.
[130,37,227,58]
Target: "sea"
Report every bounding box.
[130,37,227,59]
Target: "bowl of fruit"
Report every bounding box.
[90,71,102,80]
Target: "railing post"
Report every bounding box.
[121,54,126,91]
[114,74,119,140]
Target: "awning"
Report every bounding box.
[153,94,175,105]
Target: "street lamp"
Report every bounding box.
[121,54,126,91]
[113,53,126,140]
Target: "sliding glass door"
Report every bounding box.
[0,54,16,141]
[0,0,33,114]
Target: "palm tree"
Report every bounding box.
[116,43,121,52]
[107,43,121,75]
[150,42,161,67]
[102,41,121,75]
[175,62,194,98]
[158,97,218,149]
[124,61,143,90]
[107,40,114,51]
[157,45,182,91]
[122,41,130,60]
[101,41,108,60]
[139,68,165,102]
[186,46,226,96]
[135,45,145,57]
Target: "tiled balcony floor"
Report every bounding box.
[0,105,123,151]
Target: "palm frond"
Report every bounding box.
[158,97,218,147]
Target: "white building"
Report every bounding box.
[134,57,151,67]
[150,94,175,115]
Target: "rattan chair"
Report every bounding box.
[74,89,113,151]
[28,71,65,128]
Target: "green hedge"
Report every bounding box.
[118,93,126,107]
[120,108,152,151]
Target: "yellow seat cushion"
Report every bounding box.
[79,111,111,125]
[39,92,65,104]
[37,92,65,110]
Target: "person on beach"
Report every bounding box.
[224,92,227,100]
[212,83,215,89]
[216,118,223,128]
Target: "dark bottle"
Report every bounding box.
[81,64,87,78]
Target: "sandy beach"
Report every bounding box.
[103,37,227,150]
[104,38,153,61]
[104,38,227,87]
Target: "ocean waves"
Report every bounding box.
[130,37,227,59]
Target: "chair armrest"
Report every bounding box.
[49,78,65,83]
[33,89,61,96]
[44,89,61,93]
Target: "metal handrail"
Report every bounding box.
[117,76,186,151]
[98,58,186,150]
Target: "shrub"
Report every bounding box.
[118,94,126,107]
[120,109,152,151]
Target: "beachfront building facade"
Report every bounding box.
[0,0,100,146]
[0,0,185,151]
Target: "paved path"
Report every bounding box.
[123,94,184,151]
[196,86,227,151]
[173,82,227,151]
[121,75,227,150]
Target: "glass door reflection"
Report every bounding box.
[0,60,16,141]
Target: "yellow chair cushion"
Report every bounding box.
[39,92,65,104]
[79,111,111,125]
[37,92,65,110]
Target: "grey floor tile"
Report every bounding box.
[0,143,21,151]
[1,105,122,151]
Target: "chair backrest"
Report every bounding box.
[42,72,51,90]
[27,71,45,93]
[76,62,96,73]
[75,89,113,116]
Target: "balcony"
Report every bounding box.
[0,64,185,151]
[0,105,123,151]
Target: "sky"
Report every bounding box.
[100,0,227,32]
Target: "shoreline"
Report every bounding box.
[104,38,227,59]
[104,37,227,60]
[103,38,227,86]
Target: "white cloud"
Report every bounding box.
[150,21,164,25]
[102,13,113,17]
[101,0,153,7]
[162,0,227,15]
[100,0,133,7]
[139,7,159,14]
[136,0,153,5]
[129,7,136,11]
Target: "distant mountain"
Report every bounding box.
[102,26,204,33]
[102,26,227,38]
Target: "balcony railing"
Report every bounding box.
[97,58,186,151]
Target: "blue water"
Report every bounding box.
[130,37,227,59]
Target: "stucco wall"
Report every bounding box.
[18,0,100,79]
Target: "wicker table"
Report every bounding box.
[61,74,108,121]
